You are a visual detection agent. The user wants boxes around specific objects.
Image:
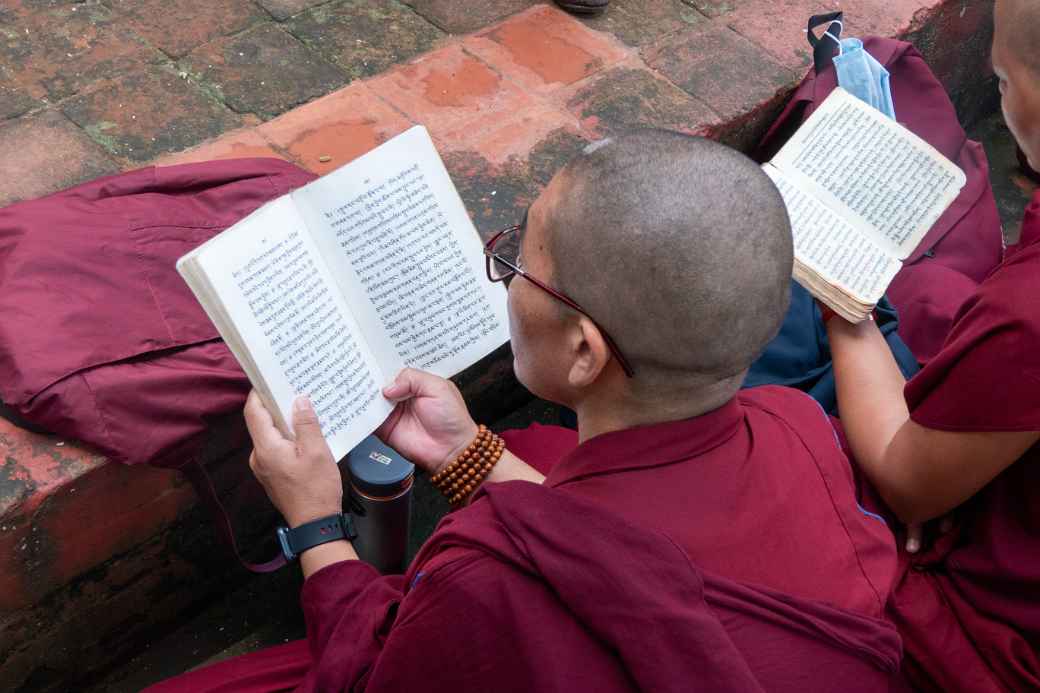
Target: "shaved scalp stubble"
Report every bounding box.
[1001,0,1040,73]
[545,130,793,392]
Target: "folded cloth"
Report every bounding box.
[0,158,315,467]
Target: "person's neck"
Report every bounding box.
[573,375,741,444]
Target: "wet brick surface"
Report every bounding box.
[181,23,349,121]
[578,0,706,47]
[61,66,246,164]
[562,63,722,138]
[0,110,118,206]
[287,0,445,82]
[403,0,540,34]
[106,0,267,59]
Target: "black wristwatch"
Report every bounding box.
[276,512,357,562]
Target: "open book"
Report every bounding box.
[178,126,509,461]
[763,87,966,322]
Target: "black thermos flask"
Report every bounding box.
[343,436,414,574]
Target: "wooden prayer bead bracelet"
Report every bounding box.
[430,424,505,508]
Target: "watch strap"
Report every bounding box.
[277,513,357,562]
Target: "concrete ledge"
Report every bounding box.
[0,2,998,690]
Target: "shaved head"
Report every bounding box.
[994,0,1040,169]
[1000,0,1040,73]
[541,130,792,391]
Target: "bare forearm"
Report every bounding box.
[454,450,544,508]
[300,540,359,579]
[827,318,911,500]
[485,449,545,485]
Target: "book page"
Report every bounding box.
[293,126,510,380]
[764,166,901,302]
[192,197,392,461]
[771,88,965,259]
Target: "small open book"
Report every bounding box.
[763,87,966,322]
[178,126,509,461]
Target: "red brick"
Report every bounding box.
[0,439,280,691]
[257,0,328,21]
[720,0,920,72]
[901,0,996,121]
[180,23,348,121]
[258,83,413,173]
[863,0,936,36]
[464,5,629,94]
[107,0,267,59]
[33,460,194,605]
[0,69,40,120]
[579,0,707,47]
[683,0,732,19]
[0,419,108,609]
[442,149,540,239]
[403,0,539,34]
[435,101,584,166]
[285,0,444,83]
[643,23,796,123]
[151,128,287,167]
[559,60,722,139]
[61,66,246,165]
[366,44,535,142]
[0,2,162,101]
[438,129,591,241]
[0,110,118,207]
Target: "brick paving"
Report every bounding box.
[0,0,1011,690]
[0,0,993,207]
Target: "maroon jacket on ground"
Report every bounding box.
[0,159,315,467]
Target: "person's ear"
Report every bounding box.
[566,317,612,388]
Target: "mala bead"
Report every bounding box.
[431,427,506,509]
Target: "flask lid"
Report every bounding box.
[346,435,414,497]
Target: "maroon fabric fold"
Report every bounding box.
[297,481,902,693]
[148,479,903,693]
[0,158,315,466]
[889,190,1040,692]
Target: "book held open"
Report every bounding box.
[763,87,966,322]
[178,126,509,461]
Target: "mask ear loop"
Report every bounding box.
[824,20,844,56]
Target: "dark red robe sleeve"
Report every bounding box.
[296,550,641,693]
[905,217,1040,432]
[296,560,405,692]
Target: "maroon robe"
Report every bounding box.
[147,386,902,692]
[889,190,1040,692]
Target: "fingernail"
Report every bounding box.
[294,395,311,413]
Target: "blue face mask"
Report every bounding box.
[833,37,896,120]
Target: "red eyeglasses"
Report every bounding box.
[483,224,635,377]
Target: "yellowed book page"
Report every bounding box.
[294,126,510,382]
[793,263,870,323]
[189,196,392,461]
[772,87,965,259]
[765,165,901,304]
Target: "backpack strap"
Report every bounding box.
[807,12,844,74]
[180,457,287,574]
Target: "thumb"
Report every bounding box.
[292,396,325,451]
[382,367,429,402]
